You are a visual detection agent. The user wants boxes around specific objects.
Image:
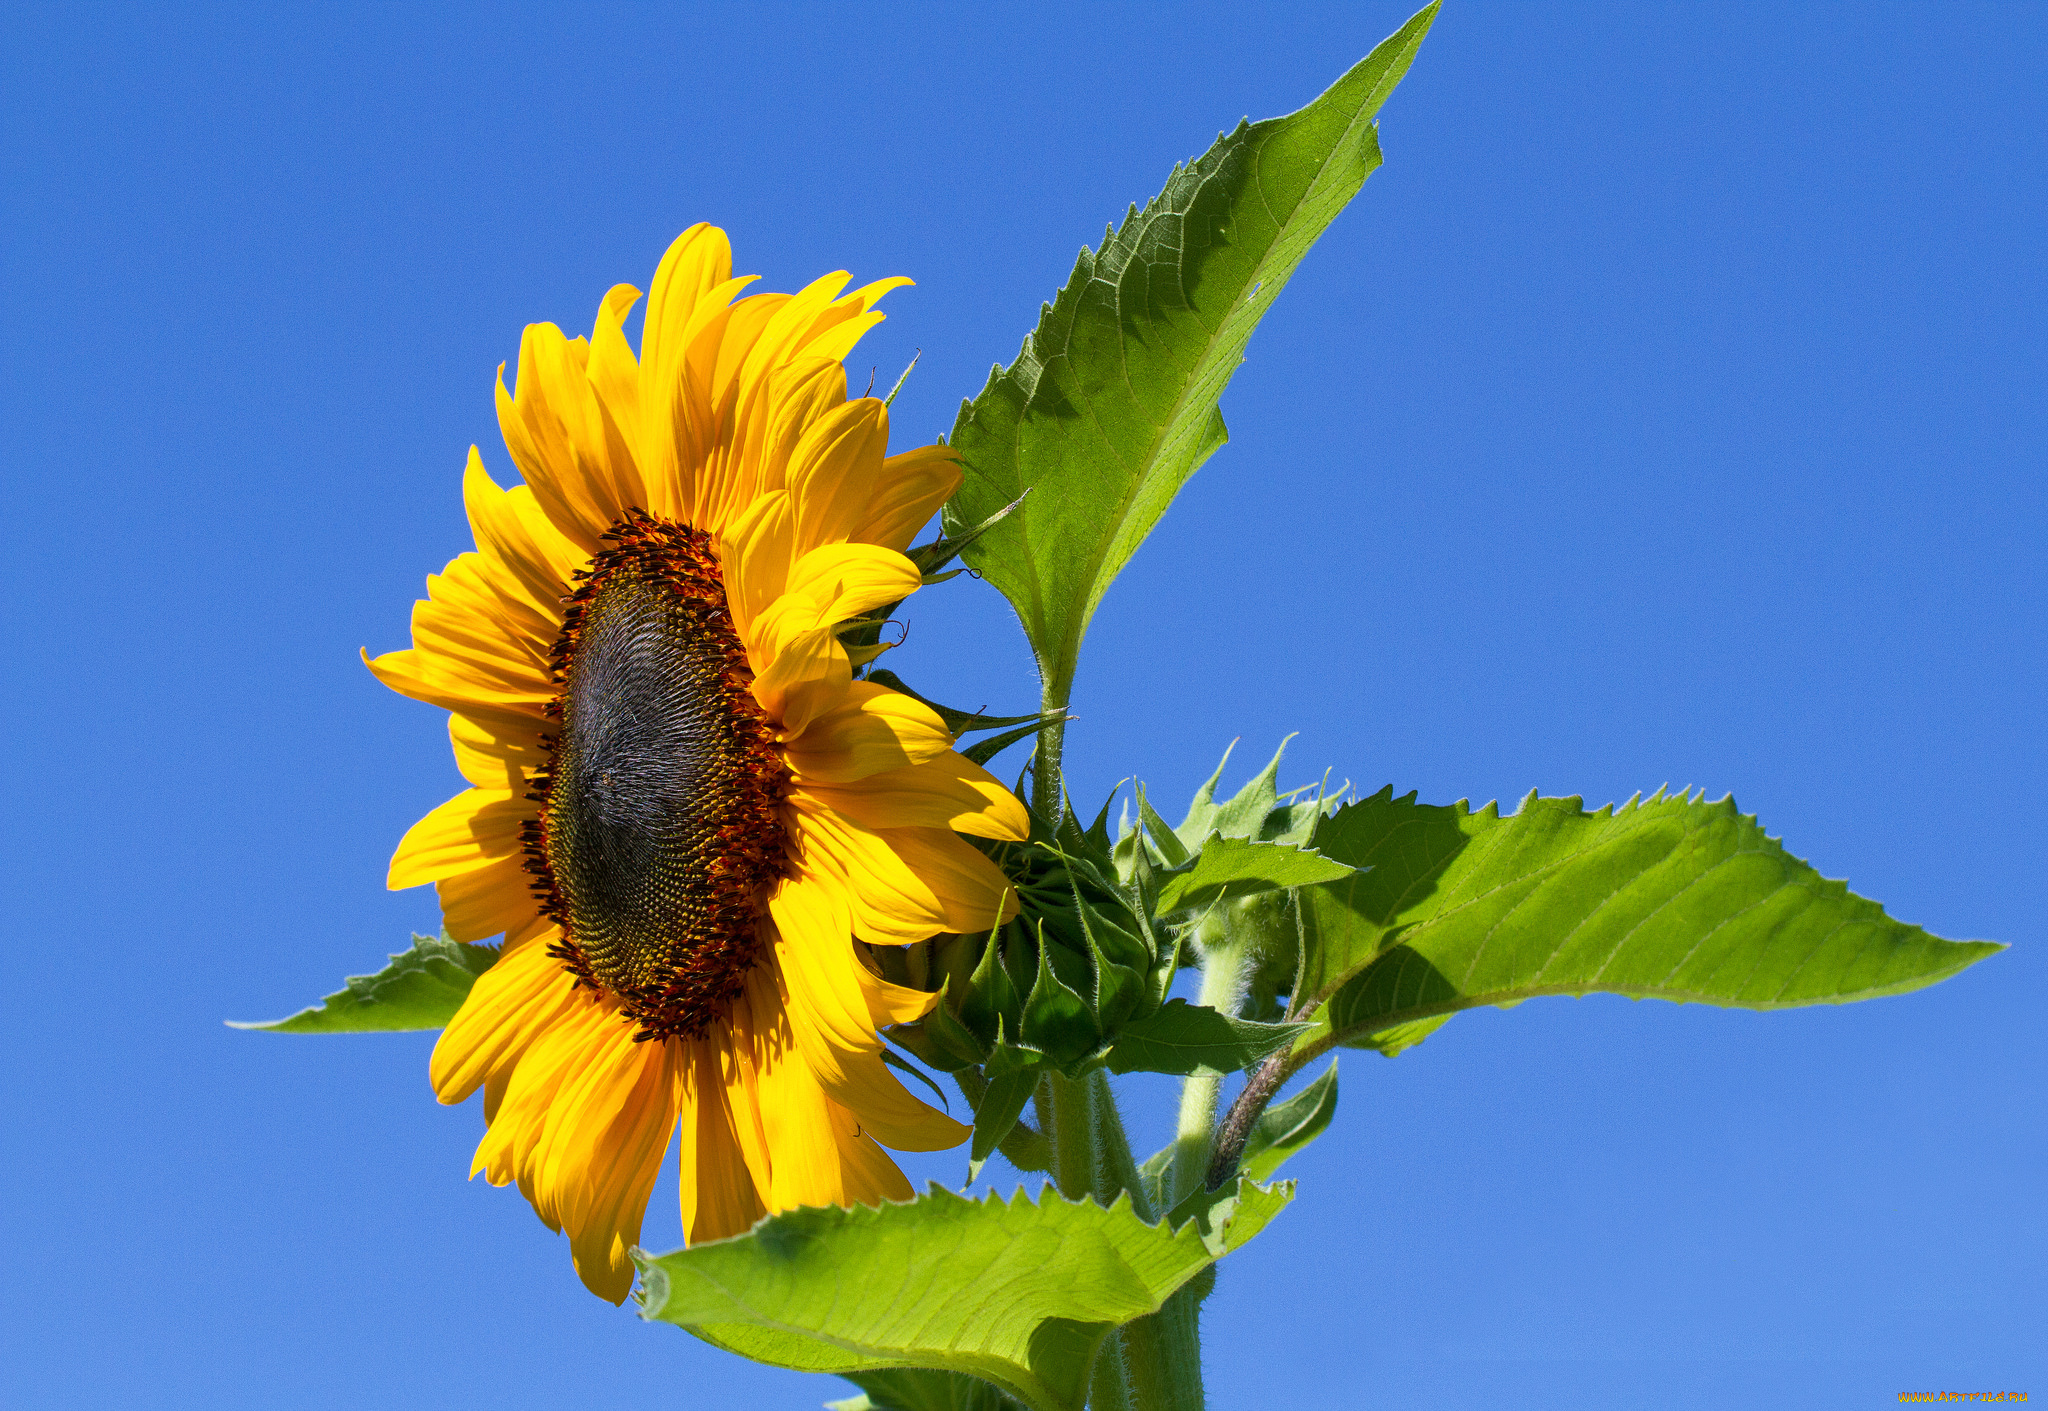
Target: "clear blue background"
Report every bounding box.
[3,3,2041,1408]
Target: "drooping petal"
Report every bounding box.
[388,787,527,889]
[769,876,969,1151]
[782,681,954,782]
[676,1036,769,1245]
[431,937,580,1105]
[796,753,1029,842]
[852,444,965,552]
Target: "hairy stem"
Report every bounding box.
[1040,1069,1201,1410]
[1166,933,1253,1206]
[1032,668,1068,818]
[1205,1049,1292,1191]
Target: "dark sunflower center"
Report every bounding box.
[525,511,789,1042]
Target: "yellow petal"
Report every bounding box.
[875,825,1021,935]
[449,710,550,792]
[788,801,950,945]
[676,1037,769,1245]
[784,399,891,557]
[461,450,581,616]
[778,541,922,627]
[388,788,528,889]
[770,877,969,1151]
[852,444,965,551]
[437,854,541,943]
[750,621,849,738]
[796,753,1028,842]
[782,681,953,782]
[431,938,580,1104]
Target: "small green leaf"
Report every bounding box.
[829,1368,1027,1411]
[1102,999,1304,1077]
[637,1179,1293,1411]
[967,1068,1041,1182]
[865,669,1056,739]
[1344,1013,1451,1057]
[1293,789,2005,1053]
[228,932,496,1033]
[1240,1061,1338,1184]
[879,1048,951,1111]
[1021,937,1103,1068]
[945,6,1439,713]
[1150,835,1356,918]
[963,718,1063,768]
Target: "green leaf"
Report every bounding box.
[865,669,1057,739]
[968,1068,1041,1182]
[227,932,497,1033]
[1343,1013,1451,1057]
[944,6,1439,707]
[1292,788,2005,1053]
[1150,835,1356,918]
[1240,1061,1339,1184]
[829,1368,1026,1411]
[963,718,1063,768]
[1102,998,1304,1077]
[638,1179,1293,1411]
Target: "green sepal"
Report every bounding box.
[879,1048,952,1111]
[963,719,1061,767]
[888,980,988,1074]
[227,932,496,1033]
[967,1068,1041,1182]
[1021,933,1104,1068]
[908,491,1029,578]
[1150,834,1357,919]
[1239,1061,1339,1183]
[865,669,1060,740]
[636,1178,1292,1411]
[1101,999,1305,1077]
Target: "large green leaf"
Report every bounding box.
[638,1180,1291,1411]
[1291,788,2003,1053]
[944,6,1438,706]
[227,932,495,1033]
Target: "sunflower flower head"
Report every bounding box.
[366,225,1025,1302]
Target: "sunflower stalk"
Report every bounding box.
[1037,1069,1206,1411]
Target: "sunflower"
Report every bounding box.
[366,225,1024,1302]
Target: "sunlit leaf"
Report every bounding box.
[227,932,494,1034]
[638,1179,1292,1411]
[945,6,1439,709]
[1292,788,2004,1054]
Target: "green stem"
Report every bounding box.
[1165,927,1254,1207]
[1032,667,1069,818]
[1040,1069,1202,1410]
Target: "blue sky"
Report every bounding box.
[2,3,2041,1408]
